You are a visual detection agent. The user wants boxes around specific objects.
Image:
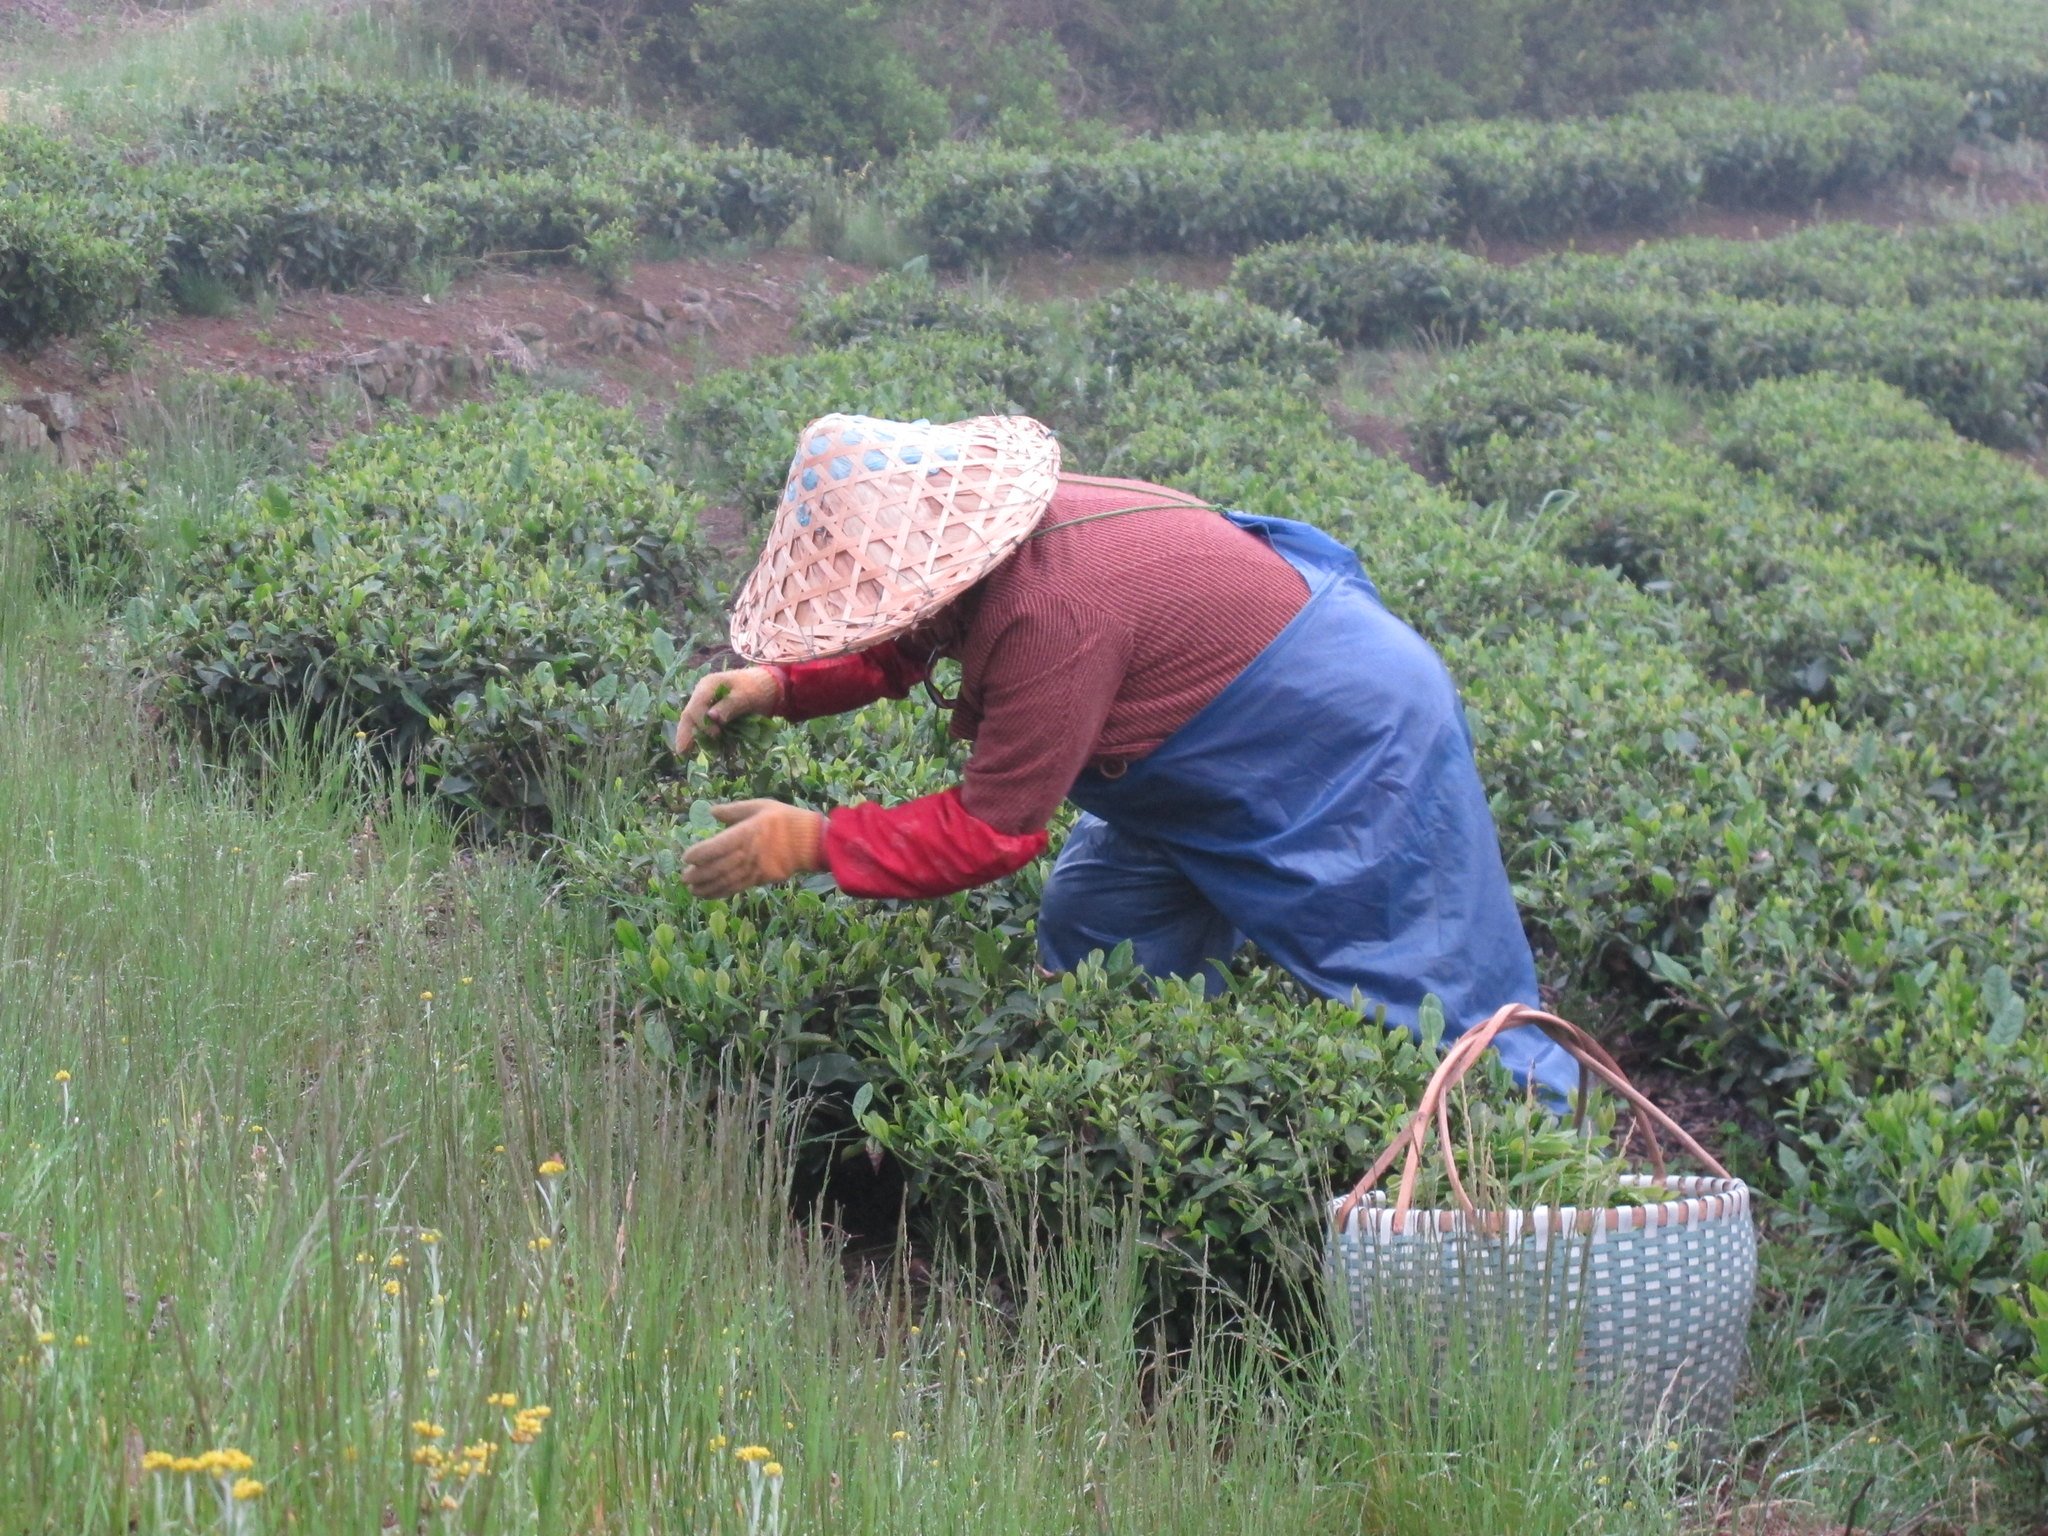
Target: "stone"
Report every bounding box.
[406,361,440,406]
[633,320,665,348]
[669,299,722,335]
[676,284,711,307]
[18,391,81,436]
[511,321,547,343]
[0,403,54,458]
[638,297,667,327]
[570,306,636,356]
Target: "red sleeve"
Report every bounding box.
[773,640,930,721]
[825,787,1049,899]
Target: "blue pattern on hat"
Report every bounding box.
[797,501,812,526]
[899,445,922,464]
[829,456,852,479]
[801,467,819,491]
[808,434,830,455]
[862,449,887,471]
[840,426,864,446]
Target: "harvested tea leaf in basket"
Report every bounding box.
[1398,1084,1682,1213]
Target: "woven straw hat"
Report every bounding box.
[729,413,1061,664]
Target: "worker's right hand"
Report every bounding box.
[673,666,783,755]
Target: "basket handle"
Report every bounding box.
[1333,1003,1733,1233]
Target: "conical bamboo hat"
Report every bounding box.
[729,413,1061,664]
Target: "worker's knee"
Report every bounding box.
[1036,815,1240,988]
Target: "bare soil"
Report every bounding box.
[1,249,875,461]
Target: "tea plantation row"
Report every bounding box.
[0,69,1974,352]
[0,81,812,351]
[1871,0,2048,141]
[1238,207,2048,448]
[886,74,1962,264]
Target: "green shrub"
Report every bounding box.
[697,0,951,164]
[178,79,640,184]
[1416,114,1700,237]
[1084,281,1340,384]
[581,741,1439,1320]
[887,134,1451,265]
[1234,206,2048,354]
[671,333,1059,519]
[1446,421,2048,837]
[143,395,698,821]
[1231,237,1514,348]
[1623,92,1885,207]
[1873,16,2048,141]
[4,459,148,603]
[1409,330,1653,470]
[1712,375,2048,612]
[1854,71,1970,172]
[795,269,1063,352]
[0,195,156,352]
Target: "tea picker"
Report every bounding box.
[672,413,1579,1103]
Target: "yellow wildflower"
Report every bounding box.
[460,976,473,985]
[72,1334,89,1348]
[387,1254,406,1269]
[420,1230,440,1245]
[735,1445,772,1464]
[34,1332,54,1346]
[53,1070,70,1083]
[232,1479,264,1501]
[537,1159,566,1178]
[141,1451,175,1471]
[440,1494,460,1510]
[382,1279,401,1296]
[707,1434,729,1452]
[890,1431,907,1443]
[487,1391,517,1408]
[413,1422,446,1439]
[420,991,434,1001]
[528,1236,552,1251]
[763,1462,783,1479]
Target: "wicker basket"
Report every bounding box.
[1328,1004,1757,1442]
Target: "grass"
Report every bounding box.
[0,0,446,136]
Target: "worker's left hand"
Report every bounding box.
[680,799,828,899]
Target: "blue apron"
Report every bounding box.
[1042,511,1578,1104]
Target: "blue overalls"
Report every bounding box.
[1035,511,1579,1105]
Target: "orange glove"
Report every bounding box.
[681,800,828,899]
[673,667,784,755]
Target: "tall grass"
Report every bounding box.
[0,0,447,136]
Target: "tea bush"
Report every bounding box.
[1872,5,2048,141]
[573,709,1441,1319]
[1422,369,2048,840]
[887,134,1451,265]
[1234,205,2048,348]
[0,195,157,352]
[143,394,699,821]
[1711,375,2048,613]
[0,82,816,347]
[884,83,1960,264]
